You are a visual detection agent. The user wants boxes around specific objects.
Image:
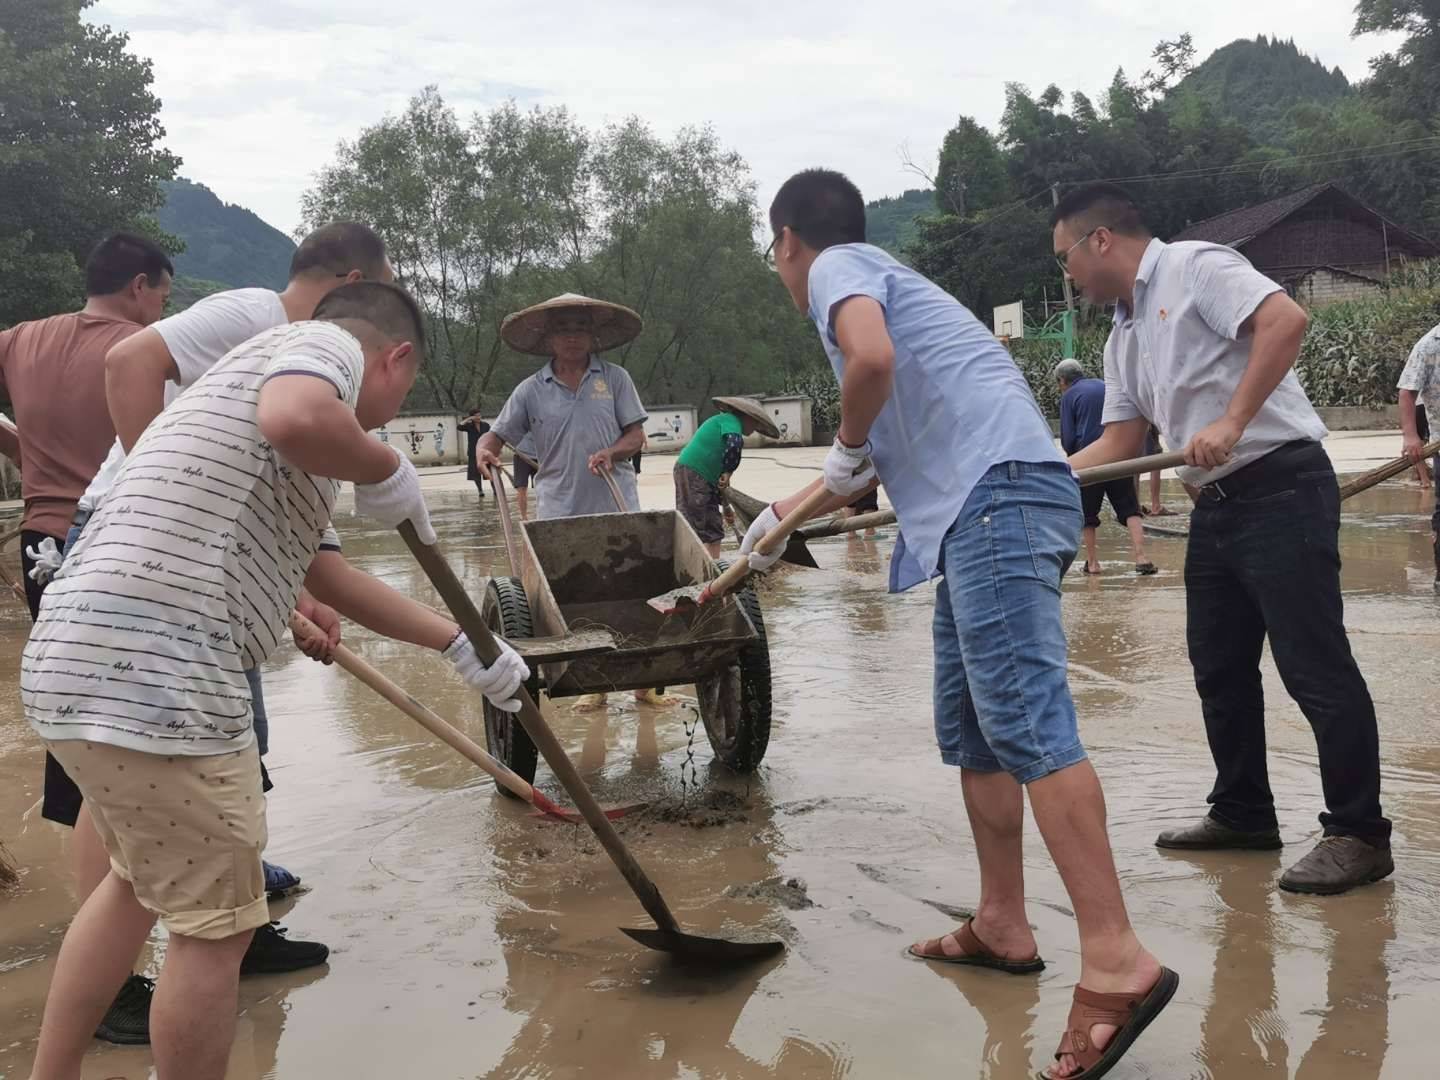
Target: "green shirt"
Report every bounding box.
[677,412,743,485]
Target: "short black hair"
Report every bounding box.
[769,169,867,251]
[313,280,426,360]
[84,232,174,296]
[1049,183,1150,237]
[290,222,388,281]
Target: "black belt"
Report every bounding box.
[1195,440,1324,504]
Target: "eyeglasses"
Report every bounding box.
[1055,227,1101,274]
[762,234,778,270]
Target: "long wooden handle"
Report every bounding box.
[598,461,628,512]
[397,522,681,935]
[704,484,838,601]
[290,611,538,803]
[1337,439,1440,500]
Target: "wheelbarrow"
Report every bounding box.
[481,470,773,798]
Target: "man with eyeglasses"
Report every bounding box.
[1056,182,1391,897]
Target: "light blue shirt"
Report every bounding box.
[807,243,1062,592]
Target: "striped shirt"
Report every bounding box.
[23,321,364,755]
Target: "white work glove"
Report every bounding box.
[444,631,529,713]
[738,504,784,573]
[823,437,877,497]
[25,537,63,584]
[354,451,437,545]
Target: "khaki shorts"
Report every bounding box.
[45,739,269,940]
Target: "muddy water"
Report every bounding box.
[2,483,1438,1079]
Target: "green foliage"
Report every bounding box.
[0,0,180,326]
[1174,37,1351,146]
[935,118,1012,216]
[1008,322,1113,417]
[157,179,294,290]
[302,88,825,414]
[168,275,231,311]
[782,366,841,433]
[864,189,933,260]
[1292,283,1440,408]
[909,204,1056,318]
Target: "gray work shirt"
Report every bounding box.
[1101,238,1327,485]
[492,356,647,518]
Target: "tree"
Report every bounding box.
[935,117,1012,216]
[0,0,179,326]
[302,90,823,413]
[1143,33,1197,95]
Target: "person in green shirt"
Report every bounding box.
[674,396,779,557]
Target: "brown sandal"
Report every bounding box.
[906,919,1045,974]
[1037,966,1179,1079]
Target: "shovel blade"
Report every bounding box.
[646,584,707,615]
[778,534,820,569]
[621,926,785,963]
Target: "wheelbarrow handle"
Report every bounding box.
[396,521,682,935]
[484,463,524,579]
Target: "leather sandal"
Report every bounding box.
[1037,967,1179,1079]
[906,918,1044,974]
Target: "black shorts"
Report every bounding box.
[1081,477,1141,528]
[21,528,85,826]
[512,453,534,489]
[848,489,880,514]
[1418,404,1431,442]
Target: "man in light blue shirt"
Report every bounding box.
[740,168,1174,1080]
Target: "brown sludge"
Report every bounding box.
[2,474,1437,1078]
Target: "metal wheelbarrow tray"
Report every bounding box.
[478,510,773,794]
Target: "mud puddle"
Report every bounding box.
[2,482,1439,1078]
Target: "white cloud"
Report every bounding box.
[89,0,1400,234]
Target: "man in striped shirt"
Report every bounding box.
[23,282,528,1080]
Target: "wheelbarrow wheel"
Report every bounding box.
[695,571,772,772]
[480,576,540,797]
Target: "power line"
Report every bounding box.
[1079,136,1440,186]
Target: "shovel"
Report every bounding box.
[397,522,784,964]
[288,612,636,824]
[657,451,1191,611]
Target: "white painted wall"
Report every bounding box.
[754,396,813,446]
[643,405,698,451]
[376,413,461,465]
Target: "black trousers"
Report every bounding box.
[1185,442,1390,843]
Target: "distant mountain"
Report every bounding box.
[157,179,295,291]
[866,189,934,262]
[1173,36,1352,145]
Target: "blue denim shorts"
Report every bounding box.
[933,460,1087,783]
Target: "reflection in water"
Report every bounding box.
[922,963,1041,1078]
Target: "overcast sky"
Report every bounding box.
[88,0,1398,236]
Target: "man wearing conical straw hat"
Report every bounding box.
[475,294,648,519]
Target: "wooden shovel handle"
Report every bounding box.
[484,463,523,579]
[289,610,537,803]
[703,484,838,602]
[1337,438,1440,500]
[397,523,681,935]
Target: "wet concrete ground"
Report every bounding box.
[2,445,1438,1079]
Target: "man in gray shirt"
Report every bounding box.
[478,294,647,518]
[1057,183,1391,897]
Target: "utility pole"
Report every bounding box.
[1052,182,1076,314]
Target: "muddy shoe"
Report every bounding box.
[1156,816,1282,851]
[263,860,301,899]
[1279,836,1394,896]
[240,922,329,975]
[1135,561,1158,576]
[95,974,153,1045]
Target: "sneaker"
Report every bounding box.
[1279,836,1394,896]
[240,922,330,976]
[95,974,153,1045]
[263,860,302,899]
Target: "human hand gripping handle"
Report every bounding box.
[354,450,437,545]
[823,437,877,497]
[738,505,784,573]
[443,630,529,713]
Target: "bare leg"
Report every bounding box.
[704,541,722,559]
[1125,516,1152,566]
[934,770,1038,958]
[1083,526,1100,573]
[72,805,111,903]
[29,872,157,1080]
[150,928,255,1080]
[1029,760,1163,1078]
[1148,471,1162,514]
[515,488,529,520]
